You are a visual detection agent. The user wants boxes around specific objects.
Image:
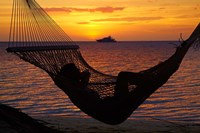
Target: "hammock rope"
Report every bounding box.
[7,0,200,125]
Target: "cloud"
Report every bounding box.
[147,0,157,2]
[194,4,200,10]
[44,6,125,13]
[175,14,200,19]
[77,22,90,24]
[91,16,164,22]
[91,7,125,13]
[44,7,71,13]
[159,7,165,10]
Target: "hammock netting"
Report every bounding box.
[7,0,200,125]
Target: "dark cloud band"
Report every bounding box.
[44,6,125,13]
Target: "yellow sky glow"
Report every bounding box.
[0,0,199,41]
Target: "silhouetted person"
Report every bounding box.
[57,63,142,100]
[59,63,90,88]
[55,63,100,105]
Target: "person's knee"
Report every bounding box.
[118,71,135,80]
[118,71,127,78]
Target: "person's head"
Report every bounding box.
[59,63,80,80]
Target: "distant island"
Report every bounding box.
[96,36,117,42]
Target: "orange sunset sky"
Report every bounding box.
[0,0,199,41]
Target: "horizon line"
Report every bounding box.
[0,40,180,43]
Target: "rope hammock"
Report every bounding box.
[7,0,200,125]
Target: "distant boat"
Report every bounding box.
[96,36,117,42]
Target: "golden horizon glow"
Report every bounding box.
[0,0,199,41]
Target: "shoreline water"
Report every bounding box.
[1,103,200,133]
[35,116,200,133]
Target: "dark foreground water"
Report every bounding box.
[0,41,199,123]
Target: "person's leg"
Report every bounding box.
[114,72,141,97]
[80,70,91,88]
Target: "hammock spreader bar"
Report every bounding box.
[7,45,79,52]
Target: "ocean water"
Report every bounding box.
[0,41,200,123]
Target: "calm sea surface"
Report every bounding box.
[0,41,200,123]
